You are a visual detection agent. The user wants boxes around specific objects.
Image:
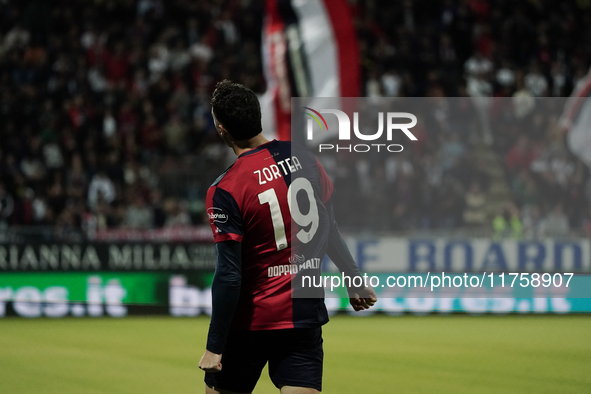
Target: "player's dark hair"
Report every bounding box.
[211,80,262,141]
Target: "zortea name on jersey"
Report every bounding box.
[254,156,302,185]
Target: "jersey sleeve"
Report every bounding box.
[206,186,243,243]
[315,158,334,203]
[207,240,241,353]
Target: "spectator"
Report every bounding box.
[551,62,567,97]
[88,171,116,209]
[88,62,108,92]
[66,154,88,199]
[169,40,191,72]
[0,184,15,226]
[531,146,575,187]
[139,115,163,154]
[435,177,464,228]
[190,36,213,63]
[151,190,167,228]
[381,69,402,97]
[3,23,30,52]
[496,60,516,89]
[493,205,523,239]
[55,204,83,241]
[511,170,540,207]
[506,136,536,175]
[164,198,191,227]
[365,69,382,97]
[463,182,487,226]
[524,63,548,96]
[522,205,544,240]
[164,114,188,153]
[45,174,67,219]
[439,132,466,170]
[32,194,48,224]
[464,50,493,97]
[125,194,154,229]
[20,155,45,182]
[43,140,65,170]
[540,204,570,238]
[103,109,117,138]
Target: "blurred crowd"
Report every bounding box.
[0,0,263,238]
[330,0,591,237]
[357,0,591,98]
[0,0,590,239]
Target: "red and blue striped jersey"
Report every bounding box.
[206,140,334,330]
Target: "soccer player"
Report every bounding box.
[199,80,377,394]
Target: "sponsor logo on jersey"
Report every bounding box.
[207,207,228,224]
[289,254,306,264]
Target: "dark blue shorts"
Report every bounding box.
[205,327,323,393]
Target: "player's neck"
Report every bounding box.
[232,134,271,157]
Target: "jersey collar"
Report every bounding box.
[238,139,279,158]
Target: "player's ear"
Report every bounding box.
[218,124,234,145]
[218,124,228,138]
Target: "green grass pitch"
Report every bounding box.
[1,315,590,393]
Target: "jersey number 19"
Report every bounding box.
[258,178,319,251]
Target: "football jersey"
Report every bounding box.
[206,140,333,330]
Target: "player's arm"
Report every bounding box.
[200,185,244,373]
[325,200,377,311]
[199,240,242,373]
[325,200,361,279]
[314,157,376,310]
[208,240,241,353]
[314,157,362,283]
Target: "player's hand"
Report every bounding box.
[199,350,222,373]
[349,287,378,311]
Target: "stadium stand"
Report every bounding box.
[0,0,589,239]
